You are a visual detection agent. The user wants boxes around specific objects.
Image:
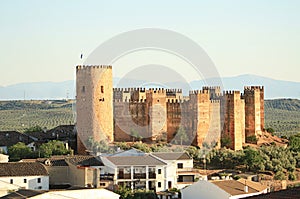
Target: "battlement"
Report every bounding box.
[76,65,112,70]
[166,89,182,93]
[189,89,209,95]
[202,86,221,90]
[113,99,147,103]
[148,88,166,94]
[113,87,146,92]
[167,99,186,103]
[244,86,264,91]
[223,90,241,95]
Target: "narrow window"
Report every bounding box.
[37,178,41,183]
[24,179,27,183]
[101,86,104,93]
[10,179,13,184]
[177,163,183,169]
[82,86,85,93]
[158,169,161,174]
[158,182,161,188]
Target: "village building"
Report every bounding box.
[99,149,199,192]
[23,155,103,188]
[0,162,49,197]
[181,179,268,199]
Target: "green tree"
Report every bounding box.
[221,136,231,148]
[175,126,188,146]
[246,135,258,144]
[132,142,151,153]
[115,185,133,199]
[24,125,44,134]
[274,171,286,180]
[289,133,300,152]
[39,140,69,158]
[8,142,34,161]
[130,129,142,142]
[243,148,264,172]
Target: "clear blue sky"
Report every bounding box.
[0,0,299,86]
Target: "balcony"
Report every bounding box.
[148,172,156,179]
[118,173,131,179]
[177,168,199,175]
[177,175,194,183]
[100,174,114,181]
[134,173,146,179]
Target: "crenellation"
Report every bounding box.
[76,65,112,70]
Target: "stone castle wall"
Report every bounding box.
[76,65,264,152]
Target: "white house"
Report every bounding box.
[181,179,268,199]
[100,149,168,192]
[100,149,199,192]
[0,154,9,163]
[152,152,199,189]
[0,162,49,196]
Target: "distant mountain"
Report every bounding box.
[0,74,299,100]
[0,81,75,100]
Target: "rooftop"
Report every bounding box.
[0,131,35,147]
[152,152,191,160]
[245,186,300,199]
[35,155,104,167]
[106,154,167,166]
[25,125,75,141]
[211,180,267,196]
[0,189,47,199]
[0,162,48,177]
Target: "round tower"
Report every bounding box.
[76,65,113,154]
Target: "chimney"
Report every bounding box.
[244,185,248,193]
[244,180,248,193]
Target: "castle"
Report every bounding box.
[76,65,264,154]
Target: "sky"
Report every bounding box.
[0,0,299,86]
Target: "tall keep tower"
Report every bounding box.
[146,88,167,140]
[76,65,113,154]
[221,91,245,150]
[243,86,264,138]
[189,90,210,147]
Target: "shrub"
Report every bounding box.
[246,135,258,144]
[288,172,297,181]
[274,171,286,180]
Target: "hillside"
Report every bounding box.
[0,100,75,132]
[265,99,300,136]
[0,99,299,136]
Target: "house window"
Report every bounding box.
[158,182,161,188]
[24,179,27,183]
[100,183,106,187]
[168,181,172,189]
[10,179,13,184]
[37,186,42,189]
[101,86,104,93]
[37,178,41,183]
[158,169,161,174]
[82,86,85,93]
[177,163,183,169]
